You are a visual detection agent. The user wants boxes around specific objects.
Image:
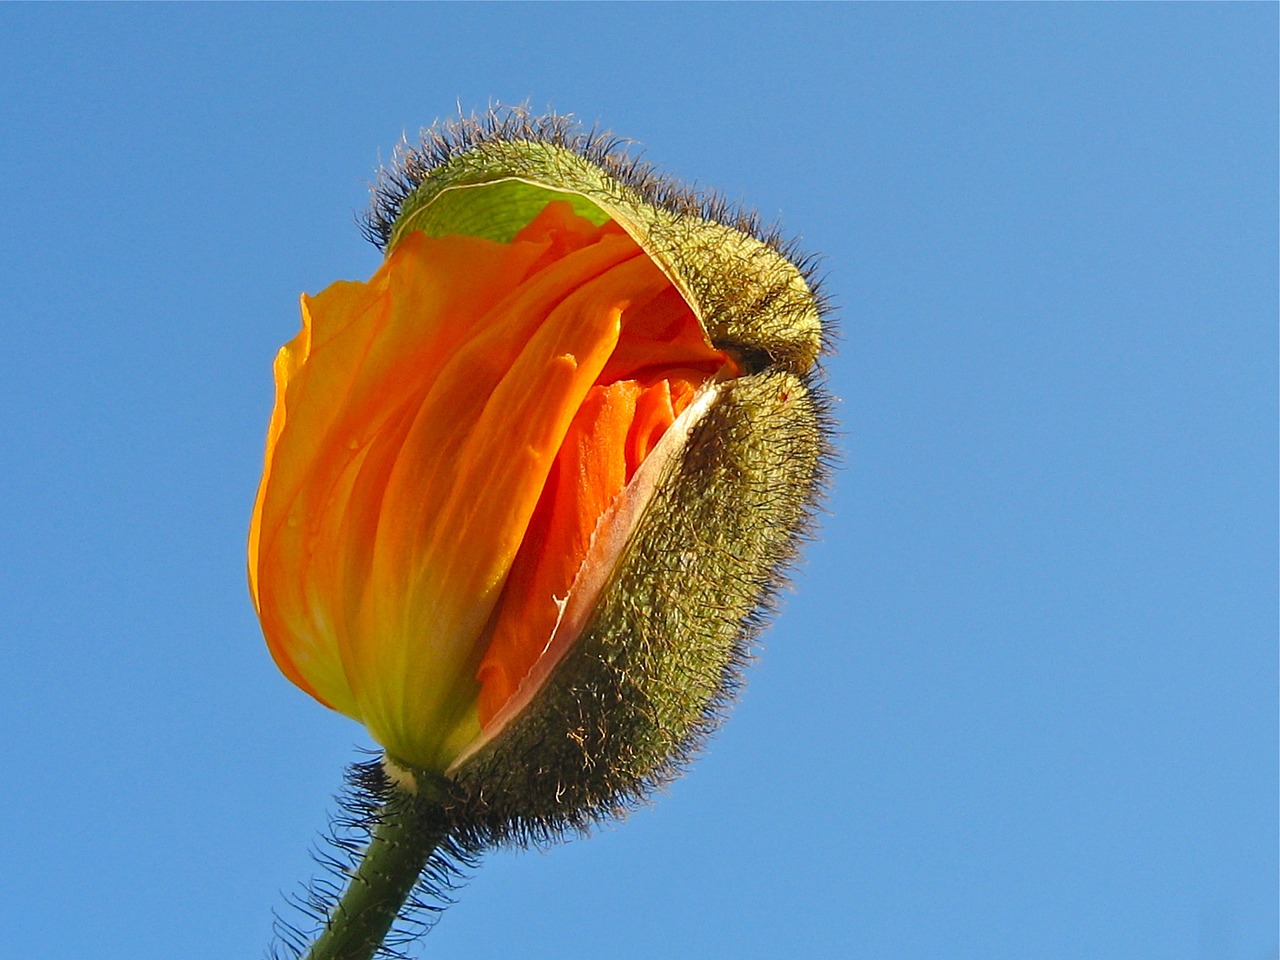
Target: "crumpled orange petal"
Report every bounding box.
[250,200,730,770]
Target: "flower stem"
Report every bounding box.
[304,784,451,960]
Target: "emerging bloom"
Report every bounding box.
[251,112,829,832]
[250,202,734,772]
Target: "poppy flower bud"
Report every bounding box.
[249,111,831,842]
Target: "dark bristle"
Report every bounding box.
[266,758,480,960]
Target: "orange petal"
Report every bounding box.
[251,231,551,717]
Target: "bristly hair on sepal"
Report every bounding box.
[359,103,833,334]
[266,757,480,960]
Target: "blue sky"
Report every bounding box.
[1,5,1274,960]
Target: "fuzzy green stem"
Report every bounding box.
[304,786,451,960]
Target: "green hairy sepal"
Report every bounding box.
[452,369,827,842]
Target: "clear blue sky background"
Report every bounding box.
[1,6,1274,960]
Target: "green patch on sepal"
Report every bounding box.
[392,179,609,246]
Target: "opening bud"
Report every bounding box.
[248,110,831,840]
